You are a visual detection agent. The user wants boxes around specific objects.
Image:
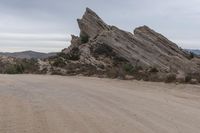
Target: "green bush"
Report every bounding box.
[56,52,67,58]
[165,73,176,83]
[123,64,135,73]
[66,48,80,61]
[106,68,119,78]
[20,58,39,73]
[185,75,192,82]
[123,63,142,74]
[80,34,89,44]
[149,67,159,73]
[5,64,24,74]
[56,48,80,61]
[1,58,39,74]
[52,58,66,67]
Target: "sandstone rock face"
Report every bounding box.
[59,8,200,81]
[77,8,110,39]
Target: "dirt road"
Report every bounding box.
[0,74,200,133]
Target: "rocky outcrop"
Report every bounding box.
[55,8,200,82]
[77,8,110,39]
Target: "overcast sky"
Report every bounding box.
[0,0,200,52]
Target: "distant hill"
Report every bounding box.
[186,49,200,55]
[0,51,57,59]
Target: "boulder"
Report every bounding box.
[125,75,135,80]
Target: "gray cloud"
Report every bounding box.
[0,0,200,52]
[0,33,70,41]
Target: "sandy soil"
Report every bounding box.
[0,74,200,133]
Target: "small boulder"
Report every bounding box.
[125,75,135,80]
[176,73,186,83]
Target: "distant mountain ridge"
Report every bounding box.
[0,51,57,59]
[186,49,200,55]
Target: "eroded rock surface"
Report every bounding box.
[52,8,200,82]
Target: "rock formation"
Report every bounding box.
[55,8,200,82]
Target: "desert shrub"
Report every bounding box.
[52,57,66,67]
[66,48,80,61]
[80,34,89,44]
[165,73,176,83]
[123,64,143,74]
[147,73,158,82]
[106,68,118,78]
[60,63,99,76]
[40,67,48,74]
[51,69,65,75]
[176,76,186,83]
[185,73,200,82]
[117,68,126,80]
[20,58,39,73]
[149,67,159,73]
[185,75,192,82]
[56,48,80,61]
[4,64,24,74]
[123,64,135,74]
[56,52,66,58]
[2,58,39,74]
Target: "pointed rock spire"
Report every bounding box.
[77,8,110,39]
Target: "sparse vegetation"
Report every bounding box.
[55,48,80,62]
[122,63,143,75]
[20,58,39,73]
[80,34,89,44]
[106,67,119,79]
[66,48,80,61]
[185,73,200,83]
[165,73,176,83]
[52,57,66,67]
[4,64,24,74]
[185,75,192,82]
[149,67,159,73]
[1,58,39,74]
[123,64,135,74]
[50,48,81,68]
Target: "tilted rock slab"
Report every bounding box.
[63,8,200,76]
